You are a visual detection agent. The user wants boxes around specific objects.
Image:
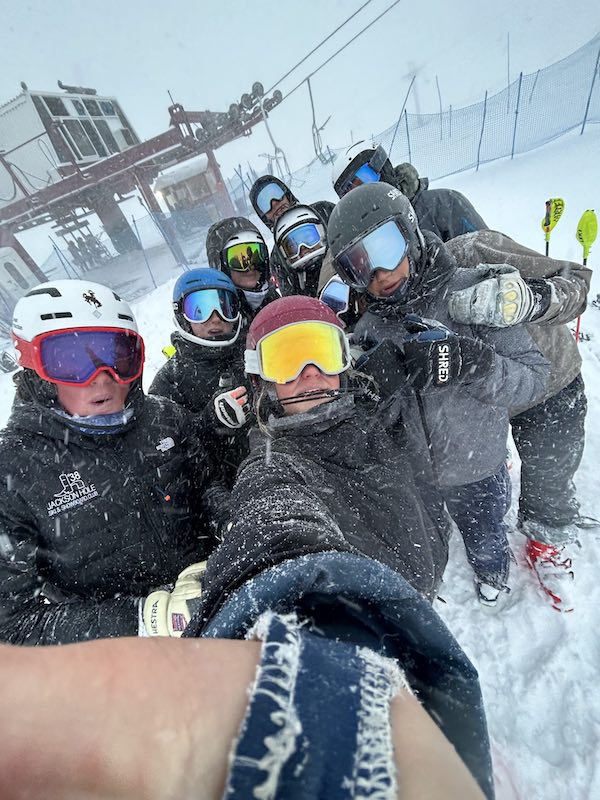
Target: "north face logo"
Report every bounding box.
[47,471,99,517]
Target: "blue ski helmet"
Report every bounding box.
[172,267,242,348]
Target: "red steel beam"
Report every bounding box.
[0,102,269,232]
[0,127,199,227]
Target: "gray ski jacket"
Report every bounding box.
[353,234,550,486]
[445,230,590,411]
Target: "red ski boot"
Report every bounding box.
[525,539,575,612]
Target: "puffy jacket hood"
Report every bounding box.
[205,217,262,270]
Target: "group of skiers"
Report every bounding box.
[0,139,592,799]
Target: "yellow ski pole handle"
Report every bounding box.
[541,198,565,238]
[573,209,597,347]
[576,209,598,263]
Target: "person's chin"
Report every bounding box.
[288,396,329,415]
[239,275,260,289]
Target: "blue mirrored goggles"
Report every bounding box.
[279,223,325,262]
[181,288,240,323]
[341,162,381,196]
[335,220,409,290]
[255,183,287,213]
[320,278,350,315]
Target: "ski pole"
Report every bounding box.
[574,209,598,343]
[541,198,565,256]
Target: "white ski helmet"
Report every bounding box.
[222,229,270,284]
[12,280,139,370]
[331,140,394,198]
[223,229,267,249]
[274,205,327,272]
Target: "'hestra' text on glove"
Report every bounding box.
[142,562,206,637]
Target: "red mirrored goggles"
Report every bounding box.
[13,327,145,387]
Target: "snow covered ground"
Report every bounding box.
[0,126,599,799]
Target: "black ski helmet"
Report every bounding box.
[249,175,299,229]
[327,182,426,287]
[331,141,397,198]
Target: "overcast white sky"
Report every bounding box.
[2,0,599,178]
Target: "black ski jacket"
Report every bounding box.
[270,251,323,298]
[0,373,219,645]
[195,394,449,627]
[149,333,250,486]
[410,178,488,242]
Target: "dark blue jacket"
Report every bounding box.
[188,551,495,799]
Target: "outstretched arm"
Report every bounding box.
[0,636,484,800]
[0,637,260,800]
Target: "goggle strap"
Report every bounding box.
[279,389,341,407]
[244,349,260,375]
[369,145,388,174]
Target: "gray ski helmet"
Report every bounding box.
[328,182,426,282]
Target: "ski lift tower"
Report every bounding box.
[0,80,281,306]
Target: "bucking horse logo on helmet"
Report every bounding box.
[82,290,102,309]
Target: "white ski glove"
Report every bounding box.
[213,386,249,429]
[448,264,536,327]
[142,561,206,637]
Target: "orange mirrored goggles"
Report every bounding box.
[245,321,351,384]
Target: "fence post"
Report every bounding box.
[581,45,600,135]
[131,216,157,290]
[404,110,412,163]
[449,104,452,139]
[476,91,488,171]
[389,75,415,158]
[49,238,78,279]
[506,32,511,114]
[511,72,523,159]
[528,69,540,104]
[436,74,443,141]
